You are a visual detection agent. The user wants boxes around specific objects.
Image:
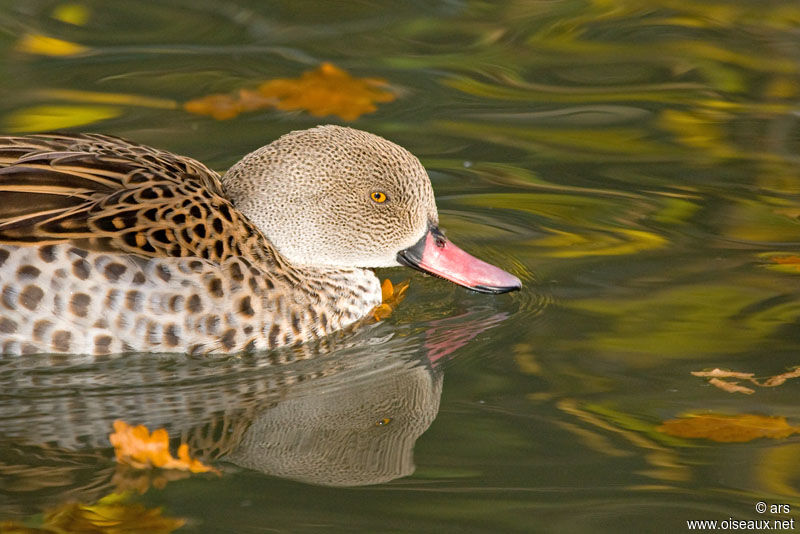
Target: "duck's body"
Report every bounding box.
[0,126,519,356]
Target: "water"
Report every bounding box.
[2,0,800,532]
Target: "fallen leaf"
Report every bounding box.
[658,414,800,443]
[691,368,755,380]
[260,62,396,120]
[373,278,410,321]
[763,367,800,387]
[691,366,800,394]
[707,377,754,394]
[184,62,396,121]
[109,420,219,474]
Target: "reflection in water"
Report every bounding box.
[224,358,441,486]
[0,308,509,516]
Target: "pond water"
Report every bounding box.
[2,0,800,532]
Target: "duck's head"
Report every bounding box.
[222,125,520,293]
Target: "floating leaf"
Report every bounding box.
[373,278,410,321]
[658,414,800,442]
[109,420,219,474]
[692,366,800,393]
[259,62,396,120]
[15,33,89,56]
[707,377,755,395]
[184,62,396,121]
[6,104,121,133]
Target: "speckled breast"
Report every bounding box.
[0,244,382,356]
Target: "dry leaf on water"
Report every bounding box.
[707,377,755,394]
[184,62,396,121]
[109,420,219,474]
[692,367,800,394]
[658,414,800,443]
[373,278,410,321]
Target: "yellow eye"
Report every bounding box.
[370,191,387,203]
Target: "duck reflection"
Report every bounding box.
[0,308,508,516]
[224,352,441,487]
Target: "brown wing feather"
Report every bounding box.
[0,133,270,263]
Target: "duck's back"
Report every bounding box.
[0,134,380,356]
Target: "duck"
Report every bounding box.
[0,125,520,356]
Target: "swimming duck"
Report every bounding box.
[0,125,520,356]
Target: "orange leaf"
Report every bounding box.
[109,420,219,474]
[183,63,395,121]
[381,278,394,302]
[259,62,395,120]
[373,278,410,321]
[658,414,800,442]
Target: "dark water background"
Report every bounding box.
[2,0,800,532]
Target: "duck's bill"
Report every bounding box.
[397,226,521,294]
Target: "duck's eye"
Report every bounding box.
[370,191,387,203]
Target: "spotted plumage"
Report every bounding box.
[0,130,390,355]
[0,125,519,356]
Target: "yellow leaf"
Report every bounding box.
[6,104,121,133]
[658,414,800,443]
[109,420,219,474]
[184,62,396,121]
[15,33,89,56]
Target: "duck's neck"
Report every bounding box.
[298,264,383,328]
